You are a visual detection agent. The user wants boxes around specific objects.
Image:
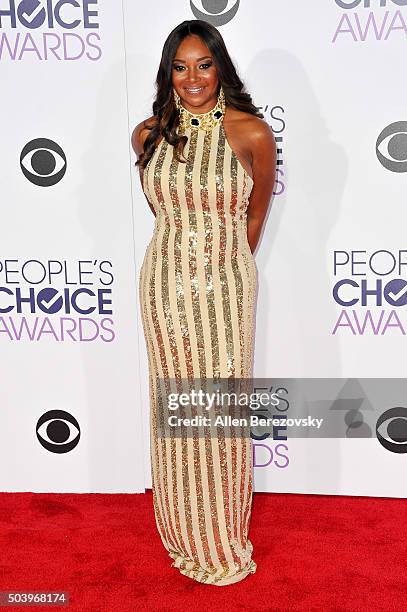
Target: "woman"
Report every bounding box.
[132,19,276,585]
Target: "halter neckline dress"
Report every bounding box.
[139,110,258,585]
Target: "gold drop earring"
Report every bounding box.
[217,85,226,115]
[173,87,181,111]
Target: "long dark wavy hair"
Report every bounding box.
[136,19,263,169]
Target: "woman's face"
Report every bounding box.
[172,34,219,113]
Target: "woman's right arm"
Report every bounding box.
[131,117,157,217]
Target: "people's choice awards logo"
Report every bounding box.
[332,250,407,336]
[0,0,102,61]
[332,0,407,43]
[376,407,407,453]
[0,258,116,343]
[36,410,81,453]
[190,0,240,26]
[20,138,67,186]
[376,122,407,173]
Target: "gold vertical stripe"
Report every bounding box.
[177,128,205,571]
[214,124,241,571]
[161,143,191,559]
[226,142,243,550]
[179,130,209,567]
[184,128,214,571]
[226,142,240,551]
[194,126,225,571]
[169,130,206,567]
[172,133,196,564]
[150,141,181,552]
[202,124,235,571]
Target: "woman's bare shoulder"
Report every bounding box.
[131,115,157,156]
[226,107,272,139]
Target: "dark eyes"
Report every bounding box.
[173,62,212,72]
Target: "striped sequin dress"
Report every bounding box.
[139,115,257,585]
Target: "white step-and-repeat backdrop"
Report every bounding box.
[1,0,406,496]
[0,1,144,492]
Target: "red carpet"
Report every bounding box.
[0,490,406,611]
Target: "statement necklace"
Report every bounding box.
[175,86,226,132]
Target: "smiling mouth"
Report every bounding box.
[184,87,205,95]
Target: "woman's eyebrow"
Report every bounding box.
[173,56,212,63]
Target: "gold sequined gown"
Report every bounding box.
[139,115,257,585]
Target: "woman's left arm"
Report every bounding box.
[247,120,277,254]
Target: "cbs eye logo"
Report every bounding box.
[376,406,407,453]
[190,0,240,26]
[20,138,67,186]
[376,121,407,173]
[36,410,80,453]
